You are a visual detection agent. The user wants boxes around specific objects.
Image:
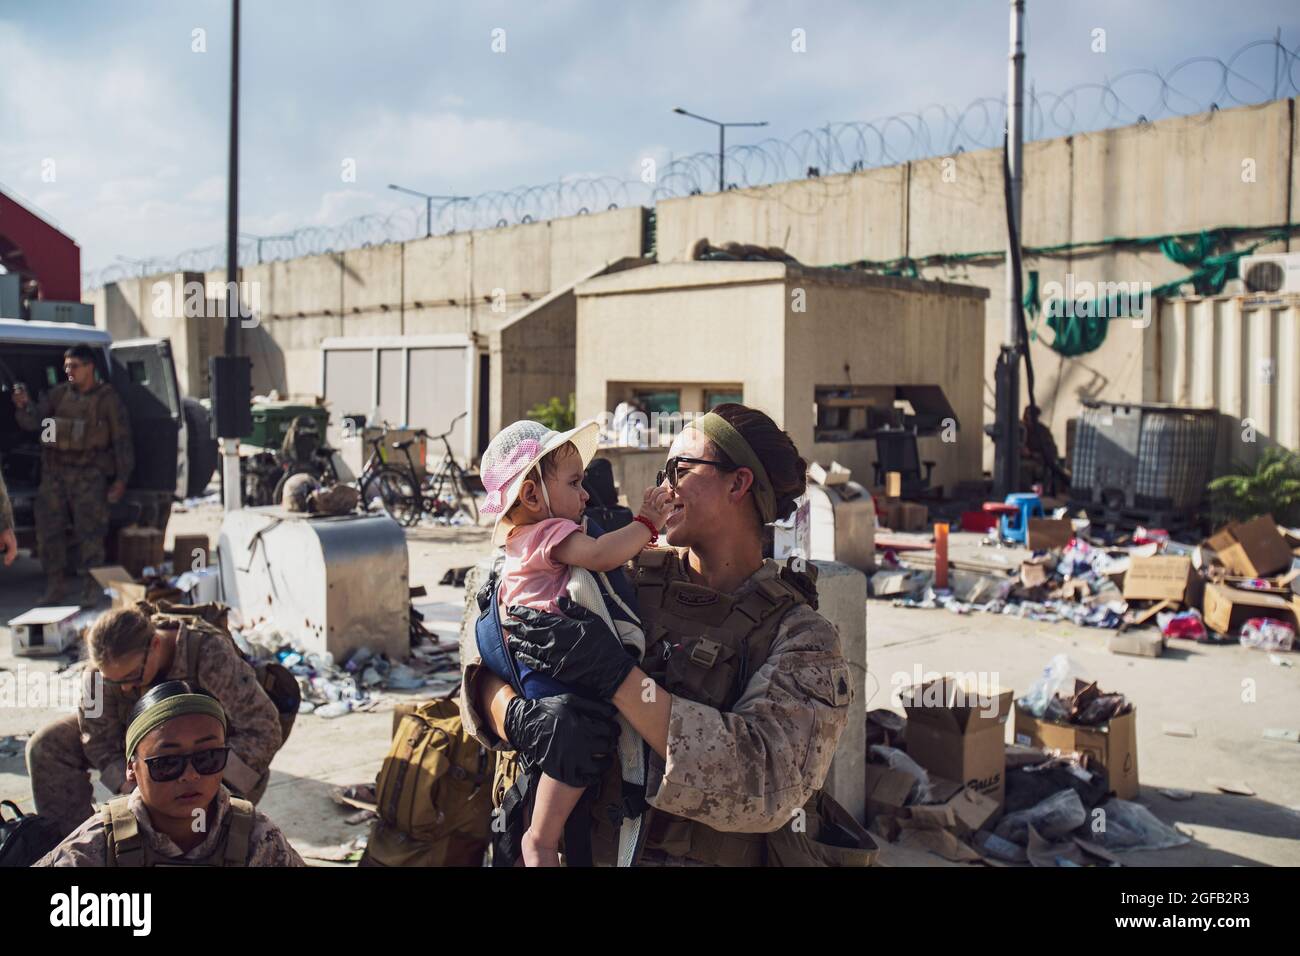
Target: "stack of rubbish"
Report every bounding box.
[873,510,1300,655]
[231,617,461,719]
[863,669,1190,867]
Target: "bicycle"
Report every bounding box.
[353,415,479,526]
[355,425,423,525]
[419,412,480,525]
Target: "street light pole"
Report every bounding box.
[387,185,470,238]
[672,108,768,193]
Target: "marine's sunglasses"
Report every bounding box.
[141,747,230,782]
[655,456,738,490]
[100,638,154,687]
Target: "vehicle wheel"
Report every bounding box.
[183,398,219,498]
[366,466,420,526]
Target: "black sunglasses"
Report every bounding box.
[141,747,230,782]
[656,456,738,490]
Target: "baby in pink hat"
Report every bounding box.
[479,418,672,866]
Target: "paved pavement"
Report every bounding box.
[2,502,1297,865]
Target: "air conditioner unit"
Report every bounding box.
[1239,253,1300,294]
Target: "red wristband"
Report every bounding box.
[632,515,659,545]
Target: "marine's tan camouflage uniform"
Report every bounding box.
[26,620,283,838]
[460,556,850,855]
[15,380,134,580]
[0,467,13,533]
[34,786,305,867]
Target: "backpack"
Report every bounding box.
[151,600,301,747]
[0,801,63,867]
[360,694,495,867]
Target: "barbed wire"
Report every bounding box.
[84,35,1299,289]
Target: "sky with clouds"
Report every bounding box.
[0,0,1295,280]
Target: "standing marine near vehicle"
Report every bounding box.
[0,467,18,566]
[13,344,133,607]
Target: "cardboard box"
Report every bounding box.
[869,568,929,598]
[809,460,851,487]
[1027,517,1073,551]
[89,566,183,610]
[1107,630,1165,658]
[898,502,929,532]
[116,526,165,578]
[1201,581,1300,636]
[1123,555,1196,604]
[90,565,148,608]
[172,534,211,573]
[901,678,1014,806]
[9,605,81,657]
[1206,516,1294,578]
[865,763,916,824]
[1014,705,1139,800]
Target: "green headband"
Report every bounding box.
[126,694,227,760]
[689,412,778,524]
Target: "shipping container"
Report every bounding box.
[1146,292,1300,476]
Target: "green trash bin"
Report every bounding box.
[245,402,330,450]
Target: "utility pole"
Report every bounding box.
[213,0,252,512]
[991,0,1025,498]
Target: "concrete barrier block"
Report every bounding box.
[812,559,868,824]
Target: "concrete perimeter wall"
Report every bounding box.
[655,98,1299,467]
[94,206,648,404]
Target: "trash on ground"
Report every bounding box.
[1208,779,1256,796]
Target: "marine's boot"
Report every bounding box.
[38,573,67,606]
[78,575,104,609]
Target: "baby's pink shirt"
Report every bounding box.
[498,517,584,616]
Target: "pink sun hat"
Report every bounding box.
[480,418,601,546]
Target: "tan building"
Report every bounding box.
[574,260,989,497]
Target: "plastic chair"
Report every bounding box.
[997,493,1043,544]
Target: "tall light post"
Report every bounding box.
[672,108,768,193]
[387,185,470,238]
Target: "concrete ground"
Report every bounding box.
[2,501,1297,865]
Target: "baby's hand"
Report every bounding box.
[638,485,674,530]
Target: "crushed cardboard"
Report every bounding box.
[1123,556,1196,604]
[1202,580,1300,635]
[1027,517,1073,551]
[1206,516,1294,578]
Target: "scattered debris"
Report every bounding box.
[1262,728,1300,743]
[1157,788,1194,801]
[232,617,462,719]
[1208,779,1256,796]
[1162,723,1197,738]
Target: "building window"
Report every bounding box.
[814,385,900,442]
[633,389,680,415]
[704,389,743,409]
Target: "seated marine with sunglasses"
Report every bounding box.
[36,681,304,866]
[25,605,284,841]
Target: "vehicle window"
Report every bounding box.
[128,360,149,384]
